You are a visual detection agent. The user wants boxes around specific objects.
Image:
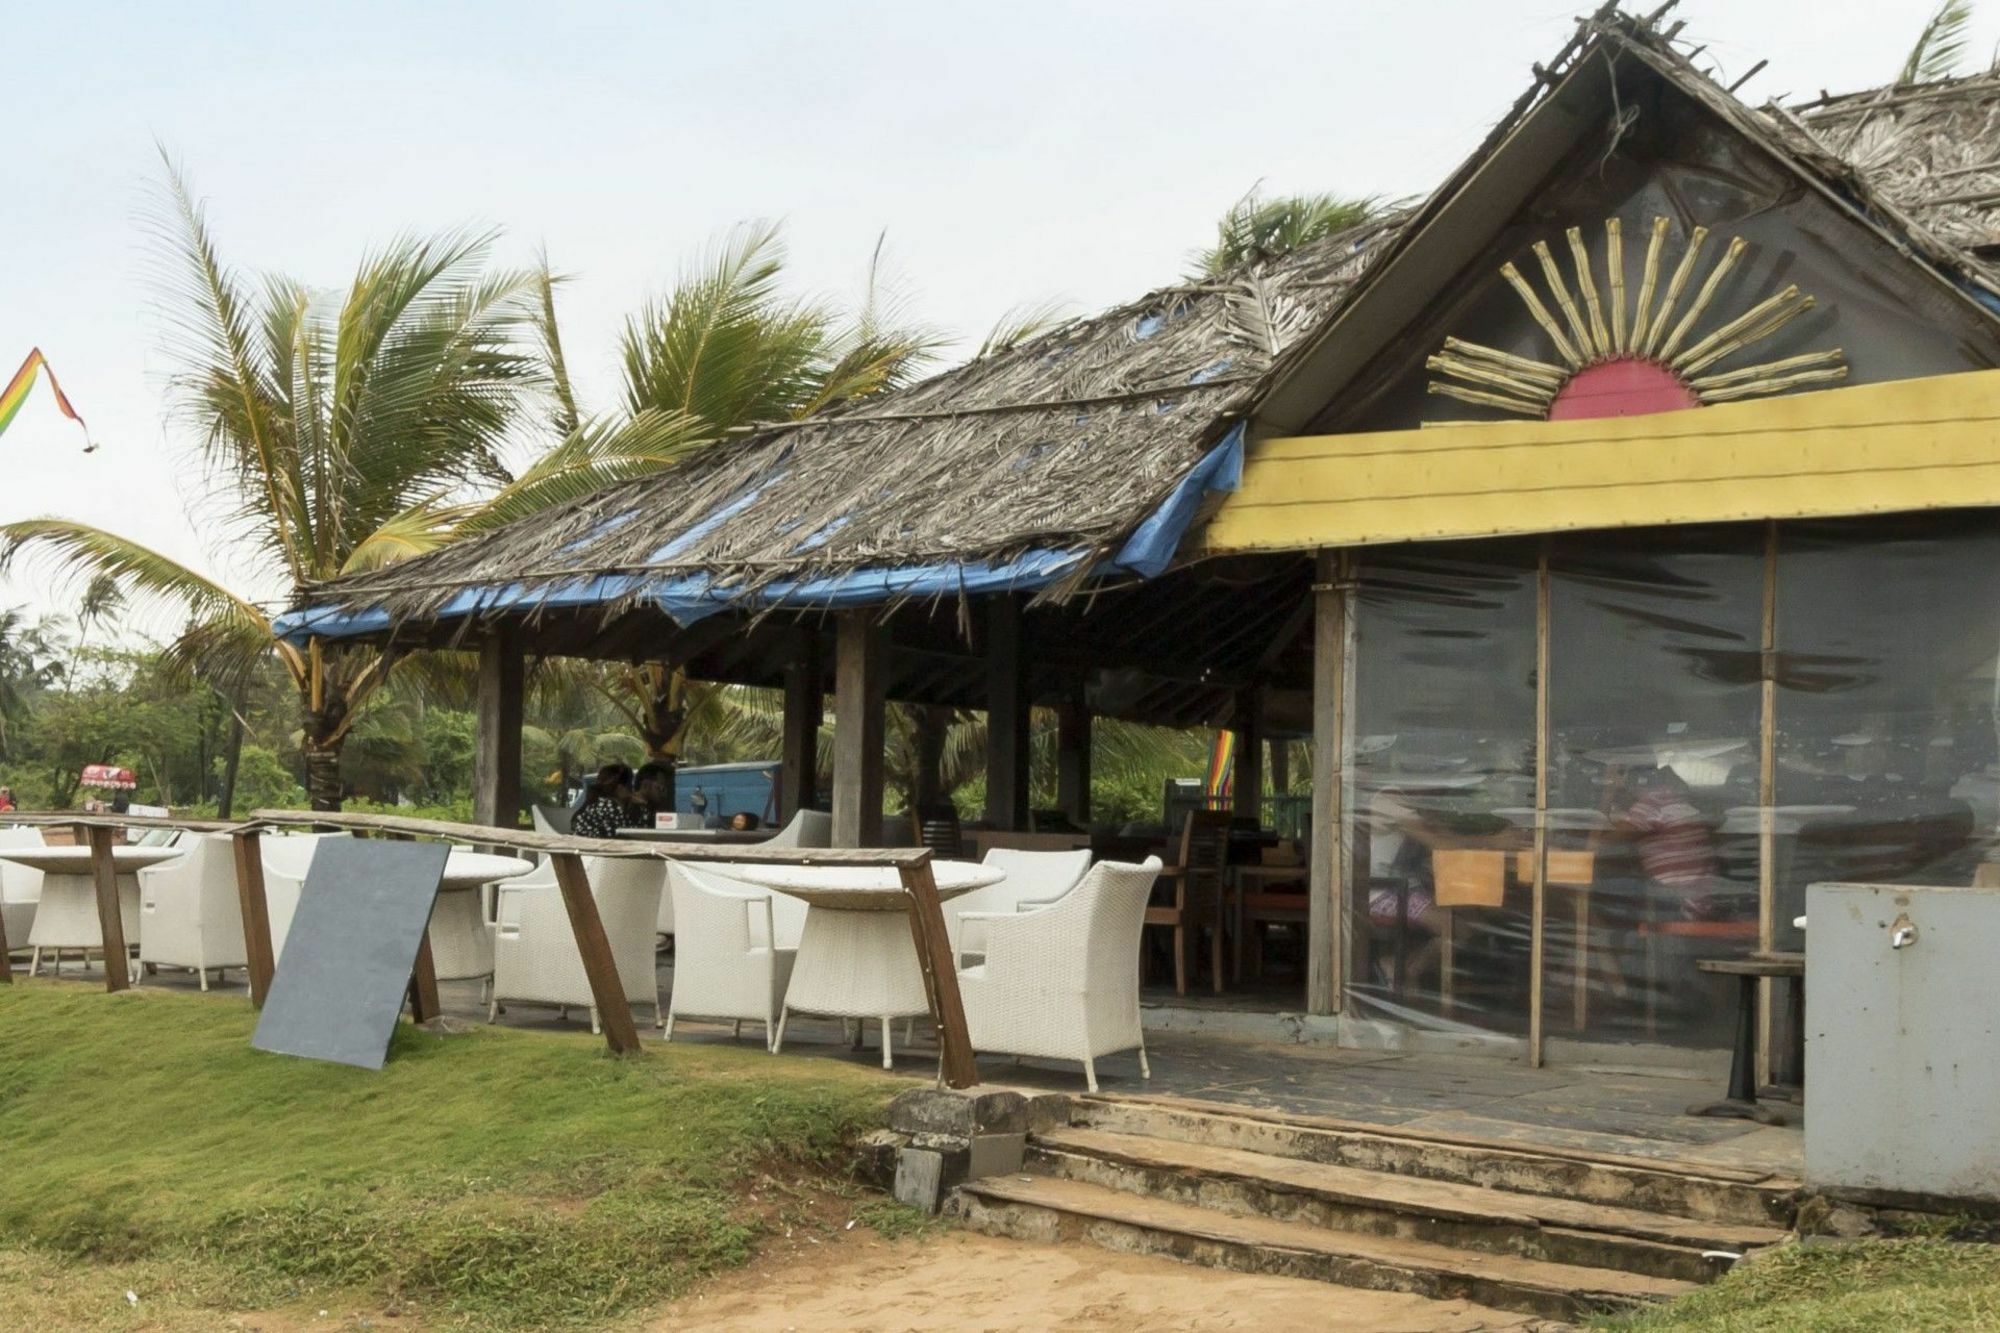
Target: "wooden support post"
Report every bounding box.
[1308,550,1351,1016]
[1529,545,1552,1067]
[1055,692,1092,827]
[983,594,1030,831]
[1233,689,1263,821]
[408,934,442,1023]
[900,858,979,1089]
[549,852,642,1055]
[231,829,276,1007]
[85,824,130,993]
[832,612,886,848]
[473,627,525,832]
[1757,520,1780,1088]
[779,636,823,819]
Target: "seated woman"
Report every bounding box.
[572,762,641,839]
[1612,765,1731,921]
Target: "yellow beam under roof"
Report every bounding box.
[1205,369,2000,554]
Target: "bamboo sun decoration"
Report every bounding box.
[1426,217,1847,421]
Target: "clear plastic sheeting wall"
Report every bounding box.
[1545,527,1764,1051]
[1349,544,1538,1035]
[1775,516,2000,950]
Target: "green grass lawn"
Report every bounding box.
[1603,1238,2000,1331]
[0,979,898,1329]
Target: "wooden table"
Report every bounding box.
[1689,952,1804,1125]
[614,827,773,845]
[0,845,183,970]
[429,850,534,981]
[725,860,1001,1070]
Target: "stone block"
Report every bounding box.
[886,1086,1029,1138]
[968,1132,1027,1179]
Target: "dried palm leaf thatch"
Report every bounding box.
[301,216,1404,629]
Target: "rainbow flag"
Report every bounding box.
[0,348,90,445]
[1204,730,1236,801]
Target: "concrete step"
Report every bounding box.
[1032,1127,1785,1283]
[1072,1094,1799,1228]
[954,1173,1695,1323]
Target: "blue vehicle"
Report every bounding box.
[675,760,781,826]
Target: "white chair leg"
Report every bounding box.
[765,1017,777,1053]
[486,997,500,1024]
[881,1016,893,1071]
[772,1008,791,1055]
[662,1008,676,1040]
[197,967,208,992]
[732,1019,742,1041]
[26,947,38,977]
[591,1007,602,1036]
[1083,1056,1099,1094]
[1138,1039,1152,1080]
[903,1016,914,1044]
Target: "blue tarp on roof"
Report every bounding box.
[273,423,1245,645]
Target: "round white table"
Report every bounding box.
[720,860,1002,1070]
[0,845,184,968]
[430,849,535,982]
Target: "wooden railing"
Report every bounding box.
[1,809,978,1088]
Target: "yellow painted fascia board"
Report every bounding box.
[1204,369,2000,553]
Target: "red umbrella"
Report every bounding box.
[79,764,138,791]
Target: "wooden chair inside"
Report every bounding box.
[910,803,965,860]
[1144,809,1231,995]
[1234,850,1309,982]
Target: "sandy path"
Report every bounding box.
[647,1229,1545,1331]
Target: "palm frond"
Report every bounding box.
[148,150,307,582]
[618,221,837,430]
[1903,0,1975,83]
[534,256,581,437]
[458,408,712,534]
[975,298,1075,359]
[1192,187,1379,278]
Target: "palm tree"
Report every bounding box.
[1193,188,1379,277]
[0,158,543,809]
[506,225,945,771]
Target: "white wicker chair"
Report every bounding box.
[764,809,833,849]
[682,860,808,950]
[490,856,664,1032]
[259,832,351,965]
[662,862,797,1048]
[953,847,1092,960]
[0,826,45,957]
[135,833,245,988]
[955,856,1162,1093]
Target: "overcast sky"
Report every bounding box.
[1,0,1978,638]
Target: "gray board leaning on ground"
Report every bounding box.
[251,838,451,1070]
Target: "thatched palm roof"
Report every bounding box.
[286,7,2000,641]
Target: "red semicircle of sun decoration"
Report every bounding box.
[1547,358,1700,421]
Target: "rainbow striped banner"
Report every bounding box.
[0,348,90,446]
[1204,730,1236,801]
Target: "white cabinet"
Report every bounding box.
[1806,883,2000,1202]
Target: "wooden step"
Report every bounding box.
[1073,1094,1799,1228]
[955,1173,1695,1323]
[1032,1127,1785,1282]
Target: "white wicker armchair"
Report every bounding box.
[0,826,45,956]
[764,809,833,849]
[136,833,245,988]
[490,856,664,1032]
[259,833,351,965]
[953,847,1092,960]
[662,863,797,1048]
[955,856,1161,1093]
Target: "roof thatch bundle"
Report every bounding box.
[292,6,2000,640]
